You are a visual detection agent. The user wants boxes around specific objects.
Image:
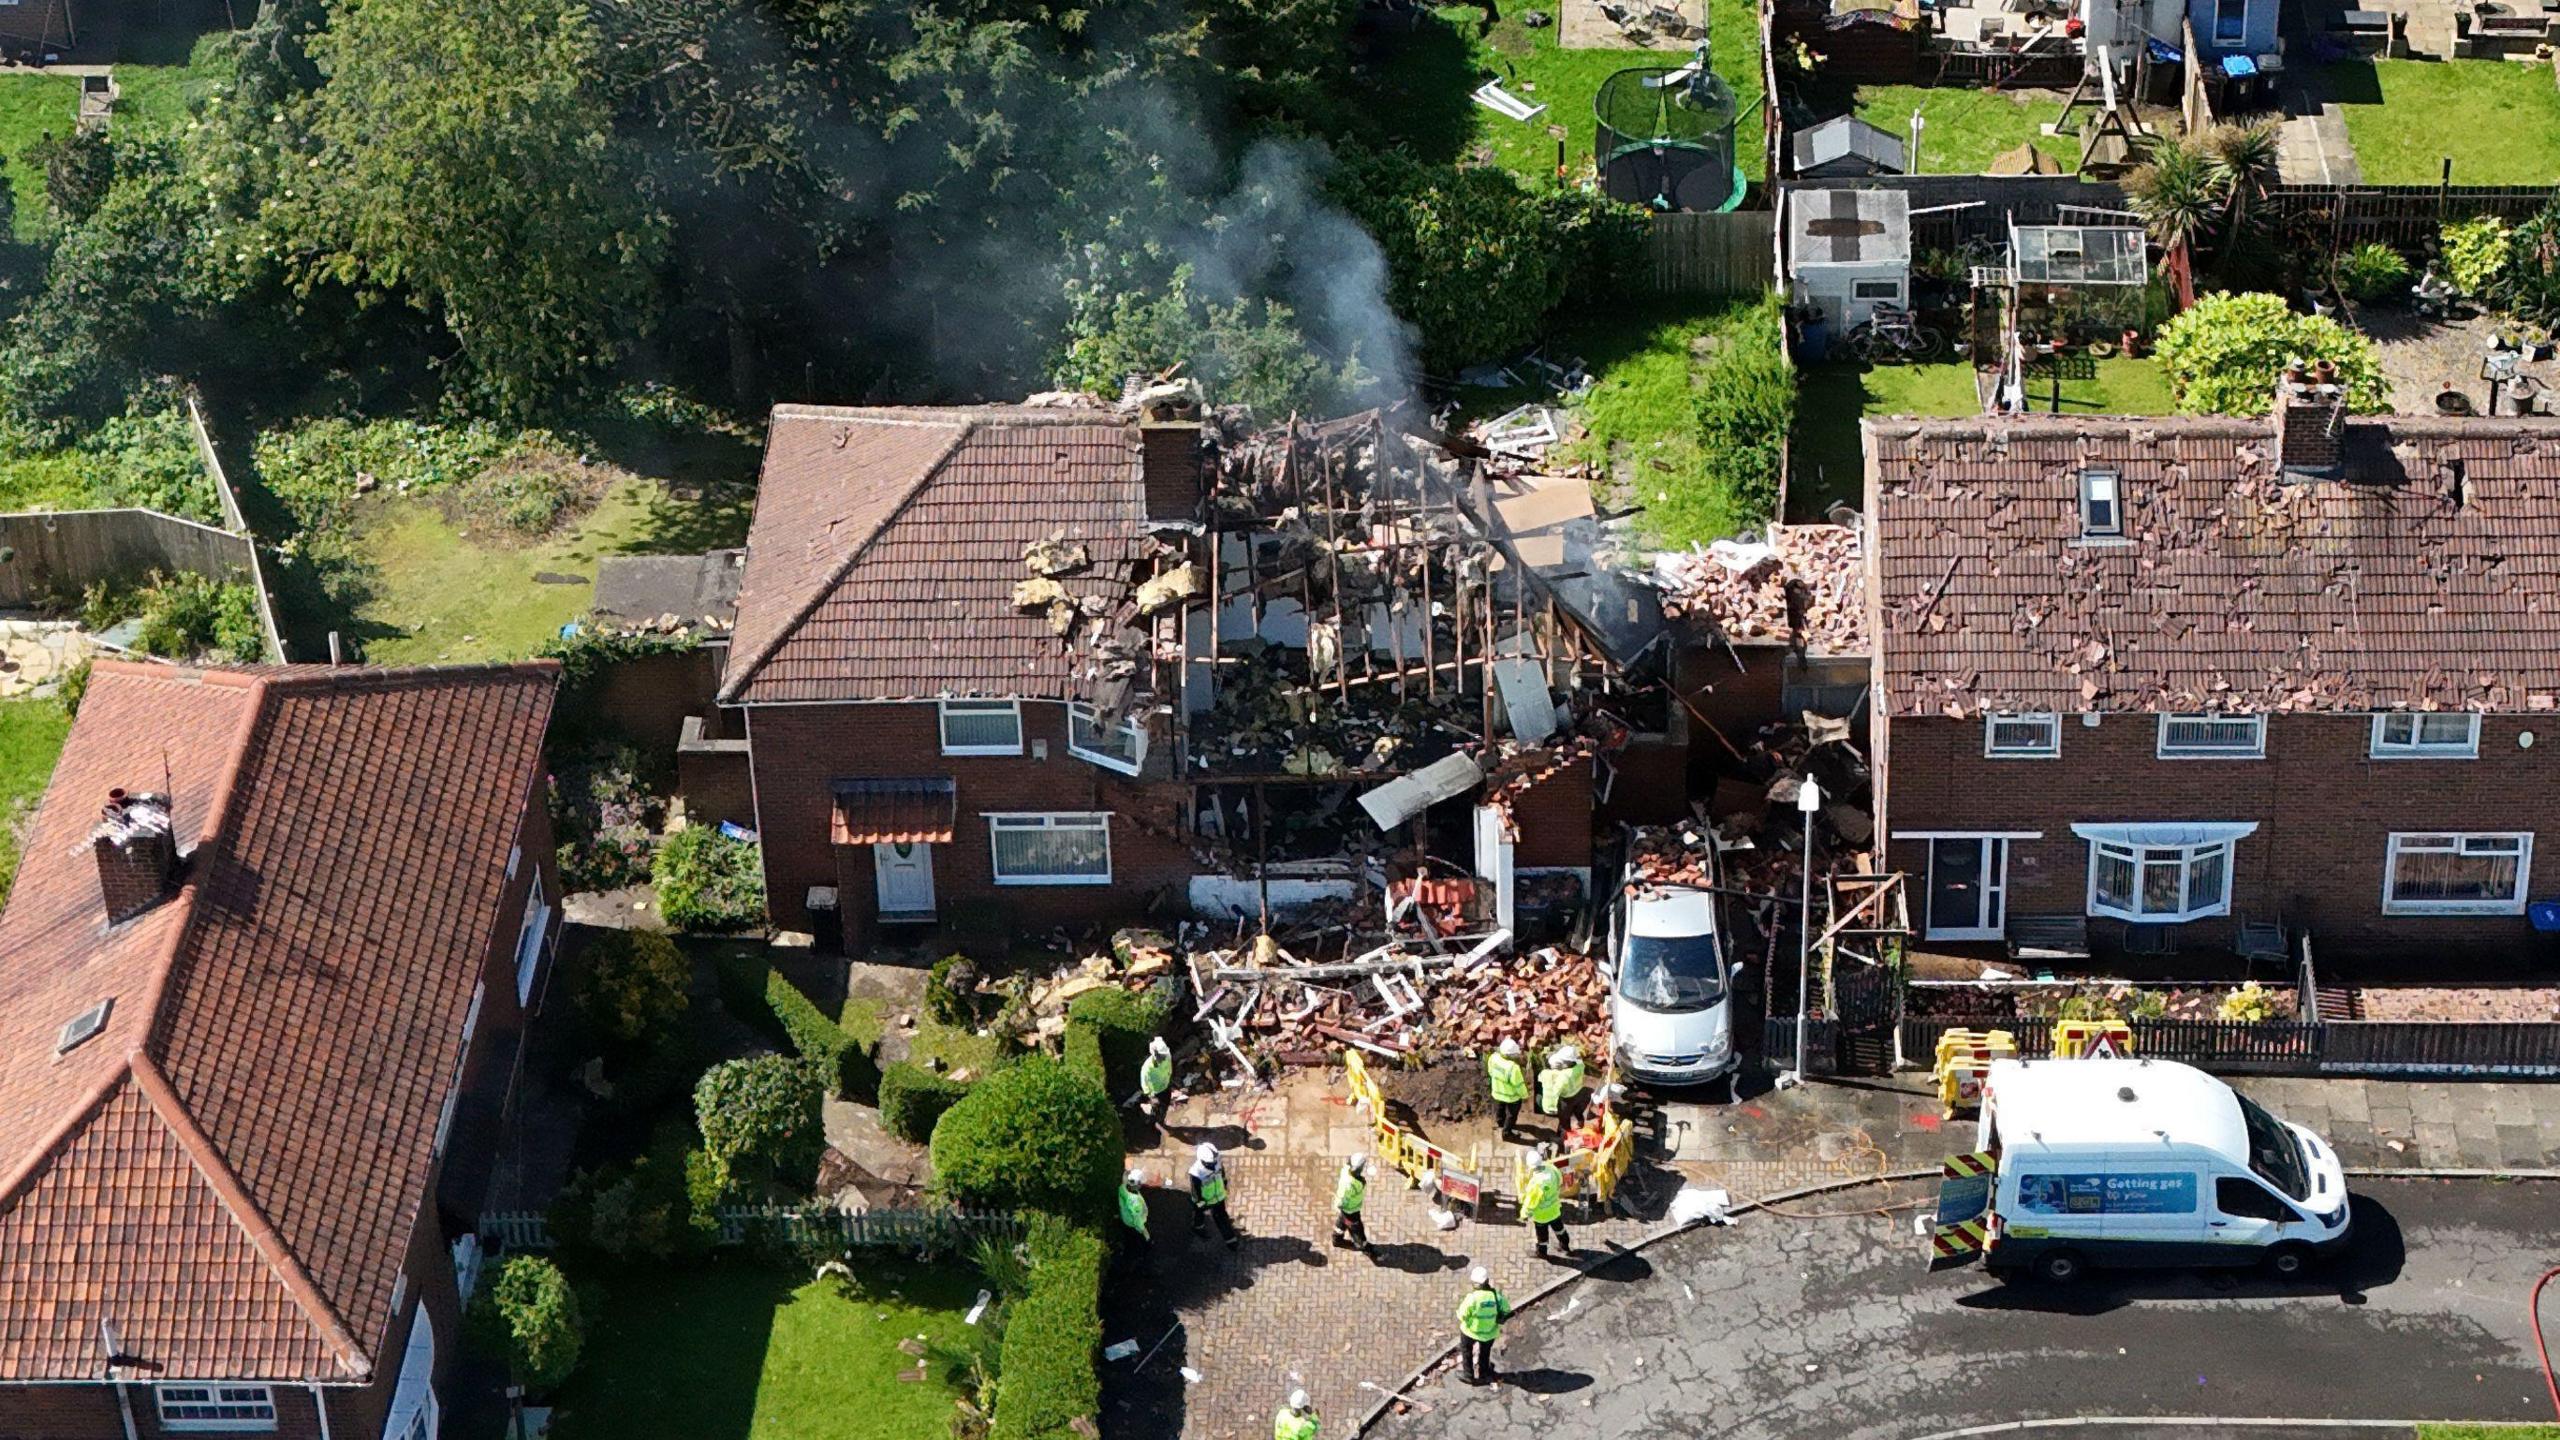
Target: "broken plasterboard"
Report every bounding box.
[1471,78,1548,122]
[1357,752,1486,830]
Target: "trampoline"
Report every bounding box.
[1594,52,1745,214]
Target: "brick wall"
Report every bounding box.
[1885,711,2560,963]
[677,715,754,829]
[745,701,1194,934]
[1510,761,1596,870]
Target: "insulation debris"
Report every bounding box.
[1013,576,1068,611]
[1023,536,1092,577]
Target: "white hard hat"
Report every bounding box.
[1470,1265,1490,1285]
[1533,1141,1554,1162]
[1126,1168,1147,1186]
[1288,1389,1309,1411]
[1498,1037,1521,1057]
[1348,1154,1369,1176]
[1195,1141,1220,1165]
[1554,1044,1581,1067]
[1150,1035,1171,1055]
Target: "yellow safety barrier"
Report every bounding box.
[1932,1027,2018,1116]
[1343,1050,1484,1213]
[1508,1112,1635,1213]
[2052,1018,2134,1059]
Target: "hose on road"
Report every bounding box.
[2533,1264,2560,1423]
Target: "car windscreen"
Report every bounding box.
[2237,1094,2310,1202]
[1620,932,1724,1013]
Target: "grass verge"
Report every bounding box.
[549,1258,979,1440]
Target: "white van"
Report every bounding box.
[1604,883,1743,1096]
[1954,1057,2351,1283]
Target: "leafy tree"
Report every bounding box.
[574,928,690,1048]
[466,1256,584,1394]
[929,1055,1122,1225]
[24,130,113,225]
[268,0,666,416]
[1056,264,1370,417]
[692,1055,824,1199]
[2154,292,2387,416]
[2202,122,2280,242]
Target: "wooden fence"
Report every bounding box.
[2270,183,2559,249]
[477,1205,1024,1253]
[184,393,286,662]
[0,508,254,606]
[1645,210,1778,296]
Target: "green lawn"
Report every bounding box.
[1851,84,2078,174]
[2321,59,2560,186]
[0,698,73,917]
[0,75,81,239]
[1370,0,1765,188]
[113,35,241,134]
[344,475,752,666]
[1789,357,2174,517]
[550,1258,983,1440]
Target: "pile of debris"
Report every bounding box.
[1653,524,1869,655]
[1420,946,1612,1061]
[1001,928,1181,1044]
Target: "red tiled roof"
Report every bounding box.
[831,778,958,845]
[0,660,556,1383]
[1868,416,2560,718]
[719,406,1153,705]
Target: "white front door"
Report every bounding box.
[873,841,936,916]
[1925,837,2009,941]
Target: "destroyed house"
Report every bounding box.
[711,402,1688,943]
[0,660,559,1440]
[1865,390,2560,973]
[1653,521,1875,740]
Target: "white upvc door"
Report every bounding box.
[873,841,936,916]
[1925,837,2010,941]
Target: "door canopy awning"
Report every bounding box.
[2068,821,2259,848]
[832,778,958,845]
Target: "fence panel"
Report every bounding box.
[185,393,287,661]
[1645,210,1778,297]
[2320,1022,2560,1077]
[0,509,256,607]
[2269,183,2559,249]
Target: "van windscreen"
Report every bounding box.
[2238,1095,2309,1201]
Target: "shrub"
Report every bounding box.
[82,570,265,663]
[2492,199,2560,325]
[1063,985,1171,1100]
[26,129,115,225]
[930,1057,1122,1225]
[574,928,689,1048]
[452,449,601,538]
[654,825,765,932]
[547,1121,713,1262]
[1062,1021,1105,1089]
[880,1060,973,1143]
[766,968,879,1102]
[2333,242,2410,304]
[693,1055,826,1200]
[1690,295,1796,524]
[990,1214,1106,1440]
[713,948,776,1033]
[250,416,520,532]
[548,742,666,892]
[2154,292,2387,416]
[2442,215,2513,295]
[2218,980,2279,1024]
[467,1256,584,1396]
[925,952,981,1028]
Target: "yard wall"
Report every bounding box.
[1885,711,2560,974]
[743,700,1193,937]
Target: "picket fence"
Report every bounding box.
[478,1205,1023,1253]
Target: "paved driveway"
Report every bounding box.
[1368,1179,2560,1438]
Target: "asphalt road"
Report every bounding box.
[1366,1179,2560,1440]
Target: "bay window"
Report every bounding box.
[2073,821,2255,923]
[2383,832,2530,914]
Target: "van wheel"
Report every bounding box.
[2264,1243,2313,1280]
[2033,1249,2087,1285]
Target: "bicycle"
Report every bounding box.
[1849,303,1945,363]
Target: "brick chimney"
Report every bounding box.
[1139,421,1204,526]
[91,789,177,924]
[2272,358,2346,482]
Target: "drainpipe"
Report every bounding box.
[112,1381,139,1440]
[312,1383,333,1440]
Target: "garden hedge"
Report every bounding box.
[710,950,878,1102]
[930,1057,1121,1225]
[653,825,766,932]
[990,1214,1105,1440]
[879,1060,972,1144]
[1062,985,1171,1099]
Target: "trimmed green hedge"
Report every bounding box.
[1062,985,1172,1099]
[710,949,878,1102]
[879,1060,972,1144]
[930,1057,1121,1225]
[991,1213,1105,1440]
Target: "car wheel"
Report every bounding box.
[2034,1249,2087,1285]
[2264,1243,2314,1279]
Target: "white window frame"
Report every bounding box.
[2085,838,2240,922]
[2157,713,2265,759]
[985,812,1112,887]
[1065,703,1147,777]
[2382,832,2532,915]
[1852,279,1902,299]
[2370,711,2481,759]
[155,1384,278,1432]
[2079,468,2121,537]
[514,872,552,1006]
[1983,713,2061,759]
[938,699,1024,756]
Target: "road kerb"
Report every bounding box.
[1904,1416,2457,1437]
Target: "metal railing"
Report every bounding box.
[1889,1016,2560,1078]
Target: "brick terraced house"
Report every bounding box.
[1866,384,2560,973]
[718,405,1203,938]
[0,660,560,1440]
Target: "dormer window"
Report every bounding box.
[2079,468,2121,537]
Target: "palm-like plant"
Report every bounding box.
[2127,138,2225,257]
[2204,122,2283,240]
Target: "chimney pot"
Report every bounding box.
[90,790,176,925]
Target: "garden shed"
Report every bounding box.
[1788,187,1911,329]
[1792,116,1908,178]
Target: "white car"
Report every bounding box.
[1606,884,1743,1096]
